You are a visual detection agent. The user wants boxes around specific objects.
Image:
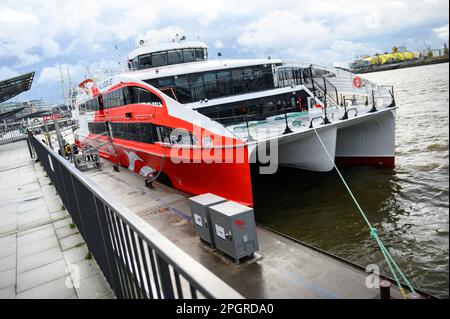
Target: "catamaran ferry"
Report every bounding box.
[73,38,396,206]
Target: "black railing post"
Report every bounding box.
[388,86,396,107]
[156,255,175,299]
[245,116,255,142]
[340,97,348,120]
[322,78,331,124]
[283,108,293,134]
[369,89,378,113]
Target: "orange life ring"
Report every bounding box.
[353,76,363,88]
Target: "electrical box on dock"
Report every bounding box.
[188,193,227,248]
[209,201,259,264]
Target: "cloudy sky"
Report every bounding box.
[1,0,448,103]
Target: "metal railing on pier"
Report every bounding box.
[0,128,27,145]
[28,132,242,299]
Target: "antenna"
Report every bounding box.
[114,44,122,69]
[58,64,66,105]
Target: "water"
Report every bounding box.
[253,63,449,299]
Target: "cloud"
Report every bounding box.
[37,60,121,86]
[14,53,42,67]
[134,26,186,47]
[214,40,224,49]
[0,66,20,81]
[42,39,61,58]
[433,24,449,40]
[0,9,38,24]
[237,10,329,51]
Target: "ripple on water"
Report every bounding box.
[426,143,450,152]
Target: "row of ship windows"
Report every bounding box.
[88,122,196,145]
[129,48,208,70]
[145,64,276,104]
[197,91,309,124]
[79,86,162,112]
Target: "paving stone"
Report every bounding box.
[50,210,70,221]
[18,224,54,239]
[63,245,89,265]
[0,215,17,228]
[17,259,67,292]
[17,235,59,258]
[76,273,112,299]
[16,276,76,299]
[0,254,16,273]
[0,285,15,299]
[0,269,15,290]
[100,292,115,299]
[56,225,79,240]
[72,259,100,280]
[0,240,16,259]
[0,223,17,236]
[18,211,51,228]
[18,246,63,273]
[53,218,72,230]
[0,234,16,248]
[60,233,84,251]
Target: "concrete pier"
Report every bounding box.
[79,155,407,298]
[0,141,113,299]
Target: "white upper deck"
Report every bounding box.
[127,40,208,60]
[124,58,282,81]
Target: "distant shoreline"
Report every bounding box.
[352,56,449,74]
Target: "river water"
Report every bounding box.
[253,63,449,298]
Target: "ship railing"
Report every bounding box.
[212,105,309,140]
[27,132,243,299]
[282,60,395,104]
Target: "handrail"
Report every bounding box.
[29,133,243,299]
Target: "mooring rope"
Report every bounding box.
[312,127,415,299]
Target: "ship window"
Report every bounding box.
[218,105,234,119]
[139,54,152,69]
[168,50,182,64]
[139,123,157,144]
[203,72,216,84]
[195,48,205,61]
[170,128,196,145]
[152,52,168,67]
[124,87,162,106]
[157,77,174,88]
[189,73,204,101]
[231,68,244,94]
[183,49,195,63]
[104,88,125,109]
[203,72,218,99]
[156,126,171,144]
[87,98,99,112]
[79,102,85,113]
[88,122,106,135]
[174,75,191,102]
[216,70,231,96]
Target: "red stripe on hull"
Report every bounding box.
[335,156,395,168]
[84,138,254,206]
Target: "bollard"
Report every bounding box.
[379,280,391,299]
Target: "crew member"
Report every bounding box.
[64,143,73,162]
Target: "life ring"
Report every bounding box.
[353,76,363,88]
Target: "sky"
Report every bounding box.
[0,0,448,103]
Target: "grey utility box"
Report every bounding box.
[209,201,259,264]
[188,193,227,248]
